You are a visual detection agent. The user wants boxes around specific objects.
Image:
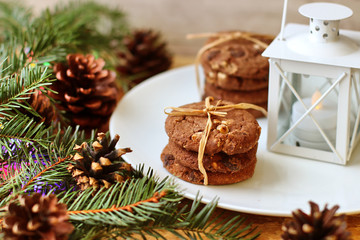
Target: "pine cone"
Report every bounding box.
[50,53,121,132]
[2,193,74,240]
[28,89,56,126]
[116,29,172,88]
[16,89,56,126]
[281,201,351,240]
[67,132,133,191]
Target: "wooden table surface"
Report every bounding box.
[159,55,360,239]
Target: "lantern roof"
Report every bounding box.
[263,2,360,69]
[299,2,352,21]
[262,23,360,69]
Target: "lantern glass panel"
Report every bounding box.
[275,72,339,152]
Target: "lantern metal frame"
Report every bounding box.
[262,2,360,165]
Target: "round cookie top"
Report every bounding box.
[165,100,261,155]
[200,32,273,79]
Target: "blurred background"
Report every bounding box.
[28,0,360,56]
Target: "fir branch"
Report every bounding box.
[72,193,260,240]
[20,156,70,190]
[170,194,259,240]
[48,125,90,159]
[65,170,176,214]
[0,64,55,154]
[0,115,51,152]
[68,191,167,216]
[20,0,130,71]
[0,152,260,240]
[0,0,129,74]
[50,0,129,49]
[0,160,31,207]
[0,1,32,42]
[0,125,88,206]
[0,64,53,116]
[0,164,24,204]
[0,40,27,76]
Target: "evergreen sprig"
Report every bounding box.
[0,63,54,156]
[0,1,32,42]
[0,64,52,116]
[0,0,128,73]
[0,127,259,239]
[49,1,129,51]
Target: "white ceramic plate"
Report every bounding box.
[109,65,360,217]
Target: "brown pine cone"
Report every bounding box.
[67,132,133,191]
[2,193,74,240]
[116,29,172,88]
[281,201,351,240]
[16,89,56,126]
[28,89,56,126]
[50,53,121,132]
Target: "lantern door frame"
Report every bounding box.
[263,22,360,165]
[266,58,359,165]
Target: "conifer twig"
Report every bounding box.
[21,156,70,190]
[68,191,167,215]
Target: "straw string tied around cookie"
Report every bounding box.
[164,96,267,185]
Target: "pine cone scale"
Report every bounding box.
[27,219,42,231]
[67,104,84,113]
[84,100,102,109]
[66,69,76,78]
[91,59,105,73]
[95,70,109,79]
[83,73,95,79]
[94,86,117,97]
[64,93,80,103]
[92,104,116,116]
[78,87,92,95]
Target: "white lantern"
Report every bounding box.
[262,1,360,165]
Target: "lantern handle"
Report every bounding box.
[279,0,289,41]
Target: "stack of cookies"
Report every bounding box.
[161,99,261,185]
[200,32,274,118]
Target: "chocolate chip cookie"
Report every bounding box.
[161,146,257,185]
[200,33,273,79]
[165,100,261,155]
[204,81,268,104]
[164,140,257,173]
[205,72,268,91]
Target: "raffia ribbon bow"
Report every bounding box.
[164,96,267,185]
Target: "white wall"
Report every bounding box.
[27,0,360,55]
